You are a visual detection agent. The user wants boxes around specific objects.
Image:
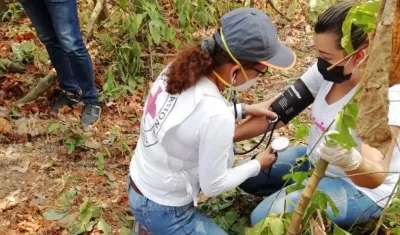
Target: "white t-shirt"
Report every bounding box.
[130,71,261,207]
[301,62,400,207]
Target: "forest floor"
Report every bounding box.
[1,1,400,235]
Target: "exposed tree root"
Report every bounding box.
[16,69,57,105]
[0,59,26,74]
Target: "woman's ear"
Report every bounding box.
[229,64,240,81]
[354,49,367,65]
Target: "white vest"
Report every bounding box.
[129,68,228,207]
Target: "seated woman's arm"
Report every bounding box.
[346,126,400,189]
[234,63,323,143]
[198,113,262,197]
[233,97,286,142]
[320,86,400,189]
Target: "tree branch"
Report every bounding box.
[266,0,291,22]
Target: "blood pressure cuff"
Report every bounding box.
[271,79,315,124]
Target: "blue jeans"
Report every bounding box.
[239,146,382,229]
[128,178,227,235]
[18,0,98,103]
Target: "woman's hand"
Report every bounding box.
[255,145,277,170]
[244,98,278,120]
[317,137,362,171]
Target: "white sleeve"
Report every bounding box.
[198,114,261,197]
[388,85,400,127]
[300,62,325,95]
[229,104,243,121]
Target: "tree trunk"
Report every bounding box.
[355,0,397,157]
[286,160,328,235]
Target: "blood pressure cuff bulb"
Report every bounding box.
[270,79,315,124]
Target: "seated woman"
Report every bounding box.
[127,7,297,235]
[234,1,400,229]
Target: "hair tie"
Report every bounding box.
[201,38,216,55]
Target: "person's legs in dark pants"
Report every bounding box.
[239,146,310,196]
[18,0,100,126]
[18,0,81,107]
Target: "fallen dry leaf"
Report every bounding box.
[0,190,28,212]
[10,159,30,173]
[0,117,12,134]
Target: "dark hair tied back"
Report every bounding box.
[201,38,216,55]
[315,1,368,51]
[165,36,258,94]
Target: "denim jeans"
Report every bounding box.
[239,146,382,229]
[128,178,227,235]
[18,0,98,103]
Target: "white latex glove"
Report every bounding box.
[317,138,362,171]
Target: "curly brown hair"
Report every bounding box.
[166,40,258,94]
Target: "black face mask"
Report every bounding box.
[317,58,352,84]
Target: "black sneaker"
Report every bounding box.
[81,103,101,127]
[50,91,80,114]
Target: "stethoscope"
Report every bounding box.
[232,89,289,177]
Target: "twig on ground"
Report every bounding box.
[266,0,291,22]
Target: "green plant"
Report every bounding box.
[42,187,78,221]
[199,189,260,235]
[11,40,36,63]
[1,2,23,22]
[341,0,380,53]
[65,134,84,154]
[290,117,311,144]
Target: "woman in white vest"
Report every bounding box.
[128,7,297,235]
[234,2,400,229]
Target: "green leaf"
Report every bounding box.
[270,218,284,235]
[85,221,97,231]
[295,124,310,141]
[47,121,59,134]
[42,209,68,221]
[332,222,352,235]
[79,198,92,225]
[341,0,379,53]
[285,183,305,195]
[59,187,78,207]
[292,172,308,185]
[245,217,270,234]
[282,172,292,181]
[119,227,132,235]
[119,0,127,9]
[91,206,101,218]
[324,192,339,217]
[343,114,356,129]
[70,222,86,235]
[98,218,111,235]
[346,103,358,118]
[96,152,105,173]
[65,138,76,154]
[11,43,24,62]
[311,190,328,209]
[224,210,238,226]
[148,20,164,45]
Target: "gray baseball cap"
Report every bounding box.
[214,7,296,70]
